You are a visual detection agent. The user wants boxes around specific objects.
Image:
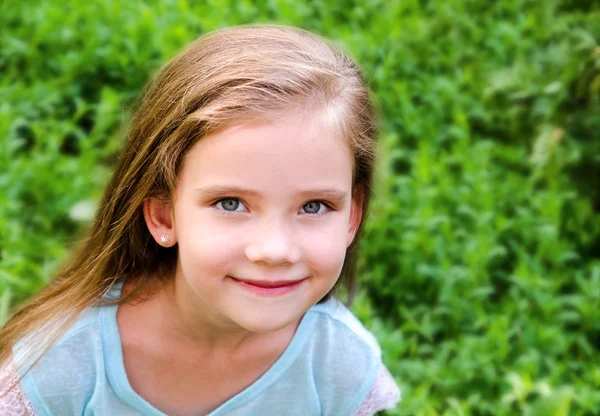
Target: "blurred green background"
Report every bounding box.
[1,0,599,414]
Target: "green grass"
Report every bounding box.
[1,0,599,414]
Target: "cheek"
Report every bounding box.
[300,222,349,274]
[174,210,243,273]
[178,234,235,269]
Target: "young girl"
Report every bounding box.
[0,25,400,415]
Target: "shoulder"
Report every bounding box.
[351,364,401,415]
[0,358,38,416]
[308,297,382,354]
[301,298,384,414]
[11,306,108,416]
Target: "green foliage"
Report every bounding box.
[1,0,599,414]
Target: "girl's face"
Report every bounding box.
[170,111,361,334]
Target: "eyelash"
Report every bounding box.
[210,198,334,217]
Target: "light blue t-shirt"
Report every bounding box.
[14,284,384,415]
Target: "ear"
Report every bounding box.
[144,197,177,247]
[347,187,364,248]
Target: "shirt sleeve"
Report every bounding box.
[0,357,38,416]
[352,364,401,415]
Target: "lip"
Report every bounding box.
[229,276,306,296]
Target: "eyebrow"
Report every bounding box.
[195,185,348,202]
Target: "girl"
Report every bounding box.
[0,25,400,415]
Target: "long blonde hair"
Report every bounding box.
[0,24,377,380]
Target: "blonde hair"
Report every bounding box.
[0,24,377,381]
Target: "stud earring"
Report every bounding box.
[160,234,172,246]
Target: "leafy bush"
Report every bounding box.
[1,0,599,414]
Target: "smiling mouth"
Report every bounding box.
[228,276,306,296]
[230,277,305,288]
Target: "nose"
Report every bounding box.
[245,219,301,266]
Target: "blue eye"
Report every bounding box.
[302,201,330,215]
[214,198,246,213]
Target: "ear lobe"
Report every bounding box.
[144,197,177,246]
[347,188,364,248]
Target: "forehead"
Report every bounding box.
[179,112,354,191]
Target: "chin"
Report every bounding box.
[232,308,304,334]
